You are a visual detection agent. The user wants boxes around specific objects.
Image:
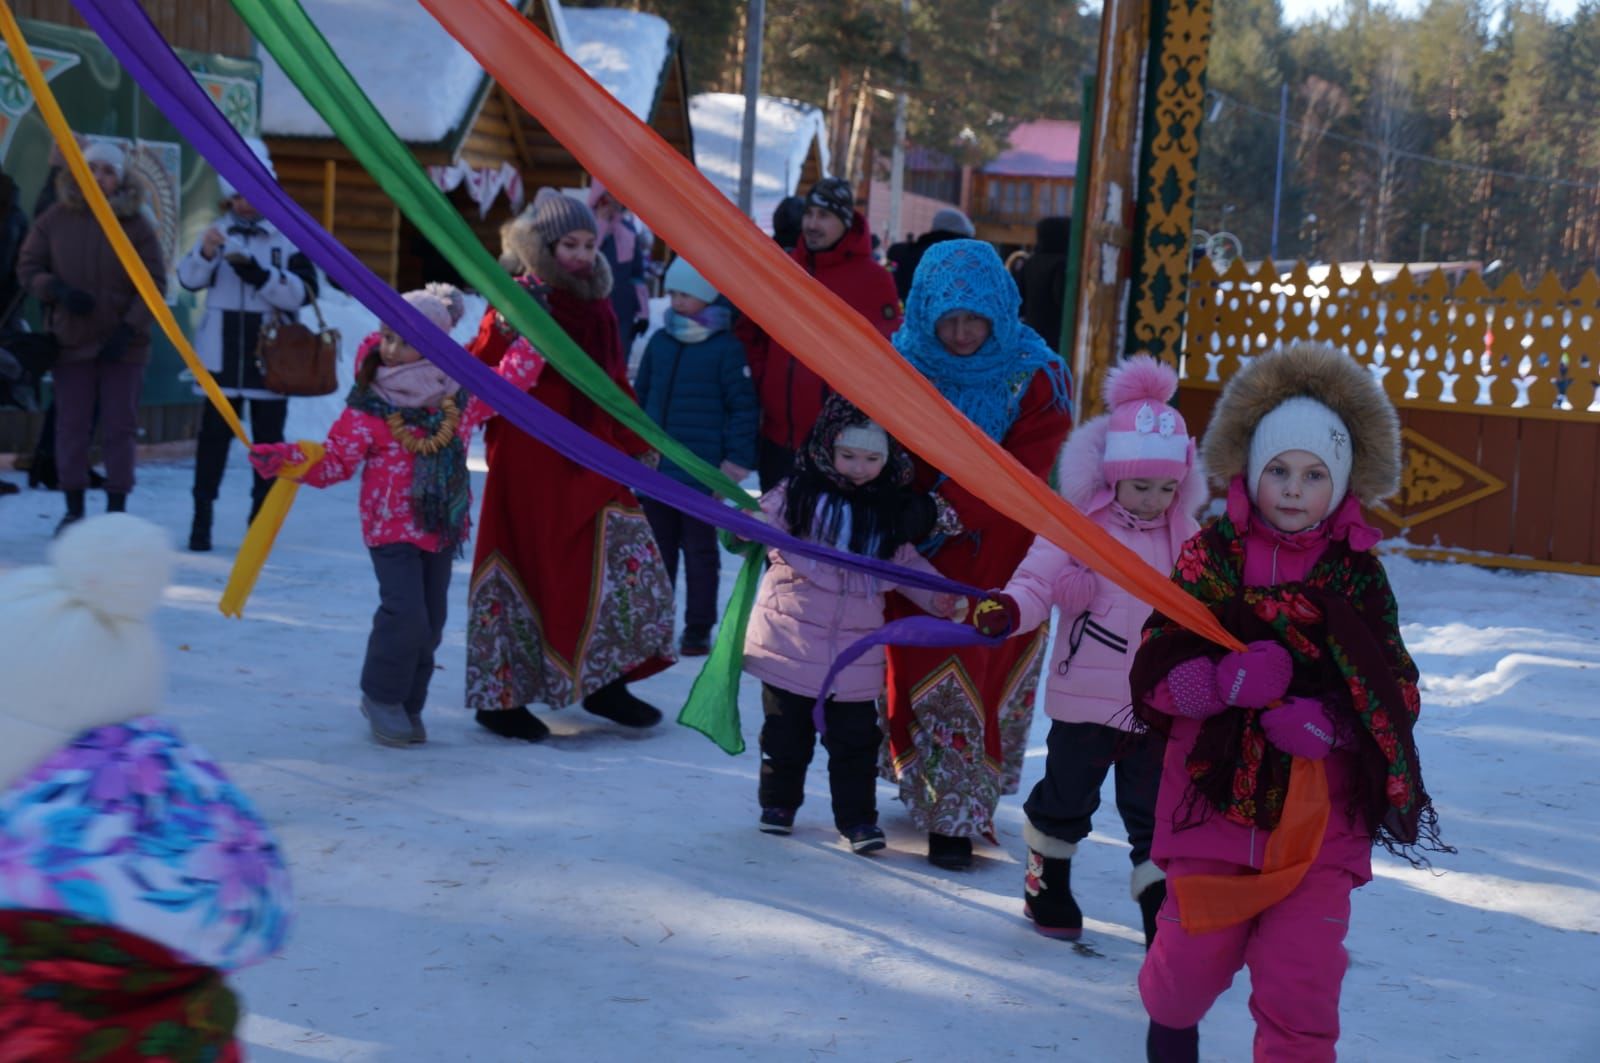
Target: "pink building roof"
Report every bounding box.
[982,119,1080,178]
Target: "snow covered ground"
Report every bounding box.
[2,432,1597,1060]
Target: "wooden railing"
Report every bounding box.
[1179,258,1600,575]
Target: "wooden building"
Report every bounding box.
[262,0,695,291]
[12,0,253,53]
[970,120,1080,248]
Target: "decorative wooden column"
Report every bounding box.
[1070,0,1214,419]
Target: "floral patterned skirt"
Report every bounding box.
[0,911,241,1062]
[466,503,677,711]
[881,629,1045,842]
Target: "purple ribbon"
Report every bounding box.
[75,0,982,601]
[810,617,1000,732]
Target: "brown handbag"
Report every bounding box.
[255,298,340,397]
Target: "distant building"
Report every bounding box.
[689,93,828,232]
[969,119,1079,247]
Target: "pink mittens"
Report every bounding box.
[1261,696,1341,760]
[1166,657,1228,720]
[1215,640,1293,708]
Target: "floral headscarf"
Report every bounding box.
[783,394,916,560]
[894,239,1070,443]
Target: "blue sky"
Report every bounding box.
[1280,0,1581,27]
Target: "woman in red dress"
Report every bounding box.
[465,190,676,742]
[883,239,1074,868]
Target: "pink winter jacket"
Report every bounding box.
[1148,478,1385,882]
[1000,413,1207,729]
[296,333,544,551]
[744,485,949,702]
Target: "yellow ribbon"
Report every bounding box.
[218,442,324,618]
[1,3,325,617]
[0,0,248,445]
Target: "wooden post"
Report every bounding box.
[322,158,337,234]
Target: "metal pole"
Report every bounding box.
[1270,80,1287,260]
[737,0,765,217]
[886,0,911,247]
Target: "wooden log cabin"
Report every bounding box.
[261,0,695,292]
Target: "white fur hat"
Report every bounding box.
[218,137,277,200]
[0,515,172,790]
[82,139,127,181]
[1246,395,1354,506]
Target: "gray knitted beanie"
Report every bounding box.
[531,188,598,245]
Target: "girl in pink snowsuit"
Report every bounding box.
[249,287,544,748]
[971,356,1205,947]
[1128,342,1446,1062]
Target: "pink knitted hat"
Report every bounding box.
[1099,355,1194,486]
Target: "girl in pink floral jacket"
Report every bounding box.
[250,287,543,748]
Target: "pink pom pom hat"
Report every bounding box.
[1099,355,1194,486]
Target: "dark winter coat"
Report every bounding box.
[634,314,759,491]
[1019,216,1071,350]
[175,212,317,399]
[736,211,901,450]
[0,174,27,324]
[16,172,165,366]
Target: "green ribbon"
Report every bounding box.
[236,0,759,745]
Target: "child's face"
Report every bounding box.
[1115,477,1180,521]
[1256,449,1335,532]
[554,230,598,275]
[378,327,423,367]
[832,443,887,486]
[670,291,709,316]
[935,311,992,357]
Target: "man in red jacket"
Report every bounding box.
[739,177,902,490]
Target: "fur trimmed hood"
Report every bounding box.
[1201,341,1401,505]
[56,168,145,220]
[501,211,614,301]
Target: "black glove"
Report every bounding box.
[229,255,272,288]
[894,491,939,545]
[49,279,96,316]
[630,317,650,339]
[98,322,135,363]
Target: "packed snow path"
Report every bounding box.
[1,455,1595,1061]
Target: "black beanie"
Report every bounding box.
[805,177,854,228]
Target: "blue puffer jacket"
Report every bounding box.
[634,317,759,490]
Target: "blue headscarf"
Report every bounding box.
[894,239,1071,442]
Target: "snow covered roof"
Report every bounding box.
[562,8,673,122]
[690,92,829,228]
[982,119,1080,178]
[260,0,533,145]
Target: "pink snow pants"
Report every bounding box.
[1139,856,1358,1062]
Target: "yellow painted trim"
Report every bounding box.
[1179,378,1600,425]
[1395,547,1600,579]
[1370,428,1507,529]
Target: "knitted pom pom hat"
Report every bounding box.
[1100,355,1194,486]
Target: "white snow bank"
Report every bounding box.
[259,0,522,143]
[562,8,672,122]
[691,92,829,230]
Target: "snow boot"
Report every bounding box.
[406,709,427,744]
[475,706,550,743]
[360,695,414,748]
[679,625,712,657]
[105,491,126,513]
[55,488,86,537]
[1132,860,1168,950]
[1022,824,1082,939]
[189,497,213,553]
[927,831,973,870]
[841,823,886,854]
[582,679,663,728]
[1146,1021,1199,1063]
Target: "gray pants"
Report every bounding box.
[362,543,454,715]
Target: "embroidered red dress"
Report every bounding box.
[464,275,676,712]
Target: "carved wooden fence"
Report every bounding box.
[1179,258,1600,575]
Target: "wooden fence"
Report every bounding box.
[1180,258,1600,575]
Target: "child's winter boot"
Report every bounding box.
[360,695,414,748]
[1145,1020,1199,1063]
[1132,860,1167,949]
[1022,824,1082,939]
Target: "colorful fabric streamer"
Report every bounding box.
[809,616,998,734]
[416,0,1243,655]
[0,1,247,445]
[218,442,324,617]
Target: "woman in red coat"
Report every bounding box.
[883,239,1074,868]
[465,190,676,743]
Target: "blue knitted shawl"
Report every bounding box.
[893,239,1071,442]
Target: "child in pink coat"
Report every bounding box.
[972,356,1205,947]
[249,287,544,748]
[745,394,963,853]
[1127,342,1446,1063]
